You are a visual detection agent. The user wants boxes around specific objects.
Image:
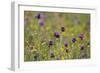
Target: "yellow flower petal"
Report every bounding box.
[61,32,66,37]
[87,45,90,48]
[60,47,64,52]
[46,26,50,31]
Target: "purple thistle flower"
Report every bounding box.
[50,50,55,58]
[64,42,68,47]
[54,32,60,38]
[49,40,53,47]
[34,13,44,19]
[34,13,41,19]
[39,20,45,26]
[80,45,85,50]
[61,26,65,32]
[78,34,84,40]
[72,38,76,43]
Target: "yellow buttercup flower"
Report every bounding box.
[71,33,74,36]
[61,32,66,37]
[87,45,90,48]
[60,47,64,52]
[46,26,50,31]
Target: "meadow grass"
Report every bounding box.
[24,11,90,61]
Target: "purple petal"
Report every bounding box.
[54,32,60,38]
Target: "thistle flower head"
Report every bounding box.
[39,20,45,26]
[49,40,53,47]
[64,42,68,47]
[72,38,76,43]
[54,32,60,38]
[78,34,84,40]
[34,13,44,19]
[50,50,55,58]
[61,26,65,32]
[80,45,85,50]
